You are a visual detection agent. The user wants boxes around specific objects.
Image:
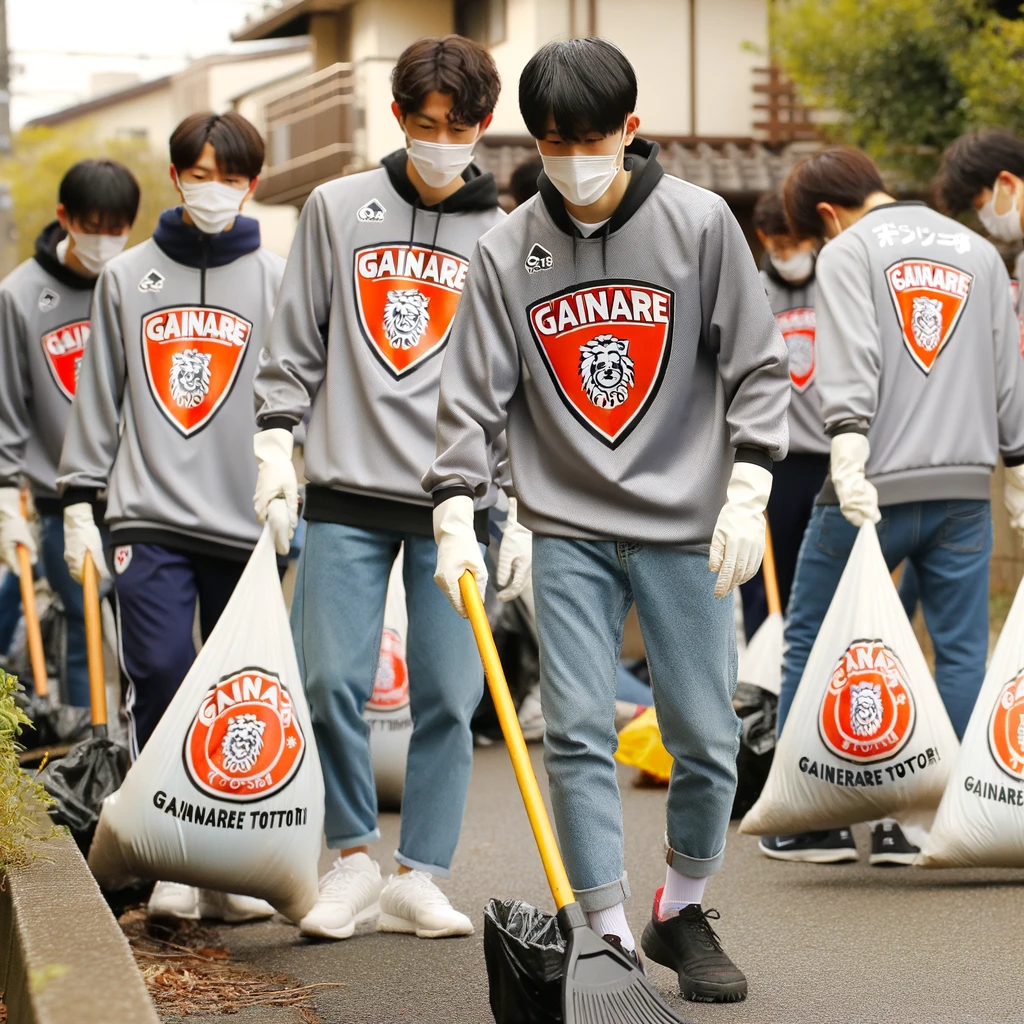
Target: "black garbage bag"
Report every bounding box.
[473,600,539,744]
[483,898,565,1024]
[731,682,778,819]
[39,734,129,852]
[14,689,91,751]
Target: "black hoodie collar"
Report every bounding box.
[379,148,500,213]
[152,207,261,269]
[32,221,96,291]
[537,137,665,238]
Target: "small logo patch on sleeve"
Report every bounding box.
[38,287,60,312]
[525,243,553,274]
[138,269,166,293]
[356,199,386,223]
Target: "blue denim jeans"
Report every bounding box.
[291,521,484,875]
[778,500,992,742]
[532,537,740,913]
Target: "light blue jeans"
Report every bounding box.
[291,521,484,875]
[532,537,740,913]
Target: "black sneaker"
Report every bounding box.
[758,829,858,863]
[641,891,747,1003]
[600,933,644,974]
[869,821,920,866]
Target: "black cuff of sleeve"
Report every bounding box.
[0,478,20,490]
[826,419,870,438]
[61,487,99,508]
[1004,452,1024,469]
[432,485,475,507]
[734,446,773,473]
[259,417,297,433]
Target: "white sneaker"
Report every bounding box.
[147,881,200,921]
[378,870,474,938]
[518,686,545,742]
[198,890,276,923]
[298,853,384,940]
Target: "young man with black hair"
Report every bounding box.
[59,112,284,923]
[0,159,139,707]
[253,35,521,942]
[427,38,790,1003]
[760,146,1024,866]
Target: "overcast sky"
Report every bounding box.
[8,0,270,128]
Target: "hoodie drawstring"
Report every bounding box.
[409,198,443,253]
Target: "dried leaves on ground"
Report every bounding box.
[119,908,342,1019]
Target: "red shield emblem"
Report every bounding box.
[885,259,974,374]
[41,319,90,400]
[366,627,410,712]
[819,640,916,764]
[142,306,251,437]
[775,307,816,393]
[354,243,469,378]
[528,281,673,448]
[989,668,1024,781]
[184,668,305,802]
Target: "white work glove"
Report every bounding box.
[63,502,109,583]
[496,497,532,602]
[433,495,487,617]
[266,498,294,557]
[253,428,298,554]
[831,432,881,527]
[1005,463,1024,547]
[709,461,773,599]
[0,487,36,575]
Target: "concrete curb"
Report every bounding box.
[0,829,159,1024]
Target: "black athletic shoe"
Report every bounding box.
[600,933,645,974]
[758,829,858,863]
[869,821,920,866]
[641,891,747,1003]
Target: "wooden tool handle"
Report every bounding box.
[762,522,782,617]
[83,553,107,733]
[460,572,576,910]
[16,490,48,698]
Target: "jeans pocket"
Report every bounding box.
[937,501,990,554]
[813,506,863,559]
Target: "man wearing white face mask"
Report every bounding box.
[253,35,514,943]
[58,113,285,925]
[0,159,138,708]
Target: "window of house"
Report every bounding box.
[455,0,506,46]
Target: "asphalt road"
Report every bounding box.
[166,743,1024,1024]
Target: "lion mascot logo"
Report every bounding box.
[219,713,267,774]
[849,680,884,737]
[169,348,213,408]
[383,288,430,350]
[910,296,943,352]
[578,334,636,410]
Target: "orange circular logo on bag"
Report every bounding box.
[366,628,409,711]
[989,670,1024,780]
[184,668,305,802]
[819,640,915,763]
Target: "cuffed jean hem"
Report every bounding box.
[572,871,631,913]
[326,826,381,850]
[394,850,452,878]
[667,839,726,879]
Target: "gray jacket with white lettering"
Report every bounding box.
[58,210,284,560]
[0,223,96,506]
[424,139,791,543]
[814,201,1024,505]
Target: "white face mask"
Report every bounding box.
[539,131,625,207]
[977,179,1024,243]
[406,134,477,188]
[177,179,248,234]
[67,230,129,275]
[769,249,814,284]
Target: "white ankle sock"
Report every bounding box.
[587,902,635,951]
[659,866,706,919]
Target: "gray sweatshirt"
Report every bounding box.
[815,201,1024,505]
[58,210,284,559]
[760,262,829,457]
[424,139,791,543]
[253,150,505,540]
[0,223,96,505]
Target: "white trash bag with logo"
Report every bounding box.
[88,525,323,922]
[366,548,413,810]
[918,576,1024,867]
[740,523,958,837]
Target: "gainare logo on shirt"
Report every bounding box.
[142,306,252,437]
[184,668,305,802]
[528,280,673,448]
[819,640,916,764]
[40,319,90,400]
[775,307,816,393]
[989,669,1024,781]
[885,259,974,374]
[354,243,469,378]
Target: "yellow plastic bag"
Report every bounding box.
[615,706,672,782]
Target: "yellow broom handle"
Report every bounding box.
[17,490,48,698]
[460,572,576,910]
[762,522,782,617]
[83,552,107,730]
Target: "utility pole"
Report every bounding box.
[0,0,16,278]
